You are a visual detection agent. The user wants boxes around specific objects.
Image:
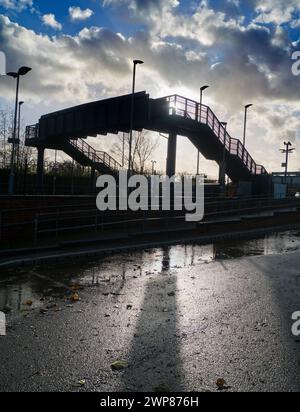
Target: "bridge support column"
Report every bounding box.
[36,147,45,194]
[166,132,177,177]
[90,168,96,193]
[219,161,226,193]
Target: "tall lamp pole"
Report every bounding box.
[129,59,144,173]
[243,103,253,148]
[280,141,295,184]
[16,101,24,172]
[219,122,227,193]
[151,160,157,175]
[197,85,209,175]
[7,66,32,194]
[122,132,126,168]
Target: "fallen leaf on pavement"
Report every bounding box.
[111,360,127,371]
[74,379,86,387]
[216,378,229,390]
[70,293,80,303]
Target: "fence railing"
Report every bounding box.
[27,197,300,245]
[69,138,121,171]
[165,95,267,176]
[26,124,39,140]
[1,196,300,246]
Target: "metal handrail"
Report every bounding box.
[26,124,39,140]
[26,124,122,171]
[32,198,300,242]
[69,138,121,171]
[165,95,267,176]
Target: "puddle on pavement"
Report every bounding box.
[1,230,300,320]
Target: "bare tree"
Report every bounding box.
[111,131,159,173]
[0,108,13,168]
[0,107,33,170]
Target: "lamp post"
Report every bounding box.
[129,59,144,173]
[151,160,157,175]
[197,85,209,175]
[219,122,227,194]
[7,66,32,194]
[122,132,126,168]
[16,100,24,172]
[280,141,295,184]
[243,104,253,148]
[200,85,209,108]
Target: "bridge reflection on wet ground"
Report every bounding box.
[1,230,300,320]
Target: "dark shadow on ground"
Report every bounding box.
[121,248,183,392]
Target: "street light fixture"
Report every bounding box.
[197,85,210,175]
[7,66,32,194]
[200,85,209,106]
[280,141,295,184]
[129,59,144,173]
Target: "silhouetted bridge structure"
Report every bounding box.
[26,92,268,193]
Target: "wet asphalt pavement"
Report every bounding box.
[0,239,300,392]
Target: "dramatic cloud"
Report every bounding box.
[254,0,300,26]
[103,0,179,24]
[103,0,179,11]
[42,13,62,31]
[69,6,94,21]
[0,0,33,11]
[1,0,300,173]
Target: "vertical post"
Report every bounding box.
[242,104,252,163]
[23,155,28,195]
[129,66,135,173]
[53,150,57,195]
[197,89,203,175]
[36,146,44,194]
[243,106,247,148]
[16,102,23,177]
[91,168,96,193]
[166,132,177,177]
[122,132,125,168]
[285,143,289,184]
[8,75,20,195]
[71,159,75,195]
[219,123,227,195]
[0,211,2,242]
[129,60,145,172]
[3,116,6,168]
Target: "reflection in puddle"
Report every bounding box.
[1,230,300,320]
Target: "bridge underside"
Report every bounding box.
[26,91,269,194]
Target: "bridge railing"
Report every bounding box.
[69,138,121,171]
[165,95,267,176]
[26,124,39,140]
[25,124,122,172]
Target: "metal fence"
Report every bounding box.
[1,195,300,247]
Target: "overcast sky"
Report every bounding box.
[0,0,300,176]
